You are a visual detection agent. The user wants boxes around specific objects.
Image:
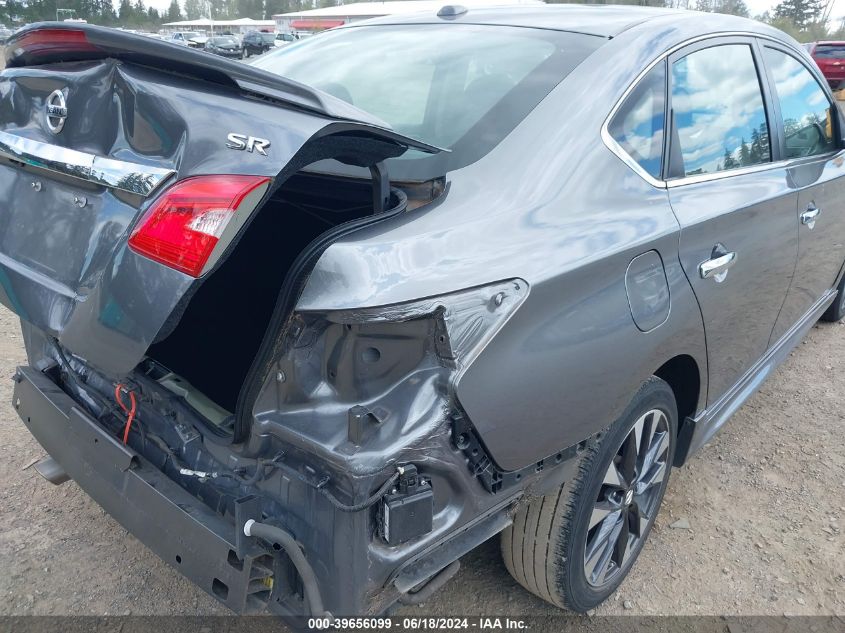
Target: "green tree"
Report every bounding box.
[773,0,823,30]
[695,0,750,15]
[738,137,751,166]
[133,0,146,23]
[264,0,287,18]
[235,0,262,18]
[184,0,203,18]
[166,0,182,21]
[117,0,134,21]
[749,126,763,163]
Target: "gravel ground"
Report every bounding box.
[0,304,843,619]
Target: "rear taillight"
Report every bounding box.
[128,175,270,277]
[10,28,98,58]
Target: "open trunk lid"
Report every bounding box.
[0,23,441,378]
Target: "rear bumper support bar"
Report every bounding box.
[12,366,274,614]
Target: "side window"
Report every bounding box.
[608,62,666,179]
[763,47,837,159]
[670,44,771,177]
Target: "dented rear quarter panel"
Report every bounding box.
[296,18,718,471]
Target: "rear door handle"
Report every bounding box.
[801,206,820,229]
[699,250,737,283]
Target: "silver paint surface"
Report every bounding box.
[1,10,843,473]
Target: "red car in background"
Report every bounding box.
[807,41,845,88]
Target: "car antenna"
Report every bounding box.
[437,5,468,19]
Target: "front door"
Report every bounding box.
[666,38,799,405]
[762,44,845,343]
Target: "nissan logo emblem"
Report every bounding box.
[46,90,67,134]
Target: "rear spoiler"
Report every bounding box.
[4,23,445,156]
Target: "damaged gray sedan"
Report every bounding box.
[3,4,845,618]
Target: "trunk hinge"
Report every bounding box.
[369,161,390,214]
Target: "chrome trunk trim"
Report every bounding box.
[0,130,174,196]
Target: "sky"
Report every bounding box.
[135,0,843,23]
[746,0,780,15]
[746,0,841,18]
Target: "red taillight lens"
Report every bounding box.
[128,175,270,277]
[12,29,97,57]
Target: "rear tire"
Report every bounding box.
[821,272,845,322]
[501,377,677,612]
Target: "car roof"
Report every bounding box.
[352,5,694,38]
[815,40,845,45]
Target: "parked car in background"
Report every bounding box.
[274,32,298,47]
[806,41,845,88]
[2,6,844,620]
[168,31,206,48]
[242,31,275,57]
[204,35,243,58]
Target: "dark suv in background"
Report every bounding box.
[807,41,845,88]
[242,30,275,57]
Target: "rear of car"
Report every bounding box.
[205,35,243,58]
[2,20,604,619]
[170,31,205,48]
[244,31,275,56]
[275,32,297,47]
[808,41,845,88]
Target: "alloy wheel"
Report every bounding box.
[583,408,670,587]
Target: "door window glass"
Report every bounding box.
[608,62,666,179]
[763,47,837,158]
[671,44,771,177]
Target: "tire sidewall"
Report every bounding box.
[560,378,678,612]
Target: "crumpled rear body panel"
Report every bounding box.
[0,59,431,376]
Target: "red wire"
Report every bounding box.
[114,383,137,445]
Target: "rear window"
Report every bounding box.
[260,33,275,43]
[814,44,845,59]
[212,36,238,46]
[252,24,602,177]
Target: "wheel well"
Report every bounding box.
[654,355,701,466]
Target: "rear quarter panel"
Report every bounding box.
[297,21,712,471]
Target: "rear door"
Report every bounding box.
[762,43,845,343]
[666,37,799,405]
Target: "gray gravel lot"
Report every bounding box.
[0,304,843,618]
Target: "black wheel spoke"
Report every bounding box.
[584,407,670,588]
[613,509,631,566]
[620,429,638,484]
[629,500,647,537]
[585,510,623,585]
[584,510,622,583]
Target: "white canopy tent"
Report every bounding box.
[162,17,276,34]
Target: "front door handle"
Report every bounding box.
[801,205,820,229]
[699,249,737,283]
